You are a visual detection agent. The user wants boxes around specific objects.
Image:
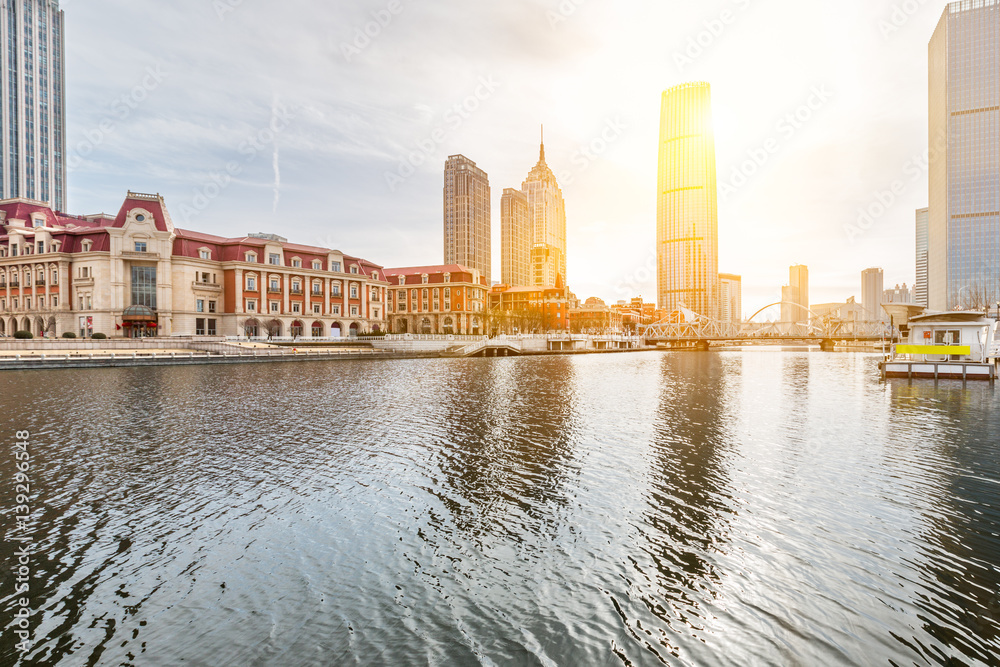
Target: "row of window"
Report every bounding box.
[244,300,370,318]
[244,275,377,300]
[0,267,58,286]
[1,295,58,310]
[0,238,57,256]
[241,252,369,277]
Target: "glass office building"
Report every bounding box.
[928,0,1000,311]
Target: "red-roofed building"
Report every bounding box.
[0,193,389,338]
[383,264,489,335]
[487,284,577,333]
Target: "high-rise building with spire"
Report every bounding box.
[657,82,719,318]
[1,0,67,211]
[443,154,491,283]
[501,130,566,287]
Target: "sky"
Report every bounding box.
[62,0,946,317]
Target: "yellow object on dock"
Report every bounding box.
[896,345,971,356]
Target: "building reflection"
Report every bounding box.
[887,380,1000,663]
[630,353,738,654]
[427,357,579,544]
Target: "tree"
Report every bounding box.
[264,319,282,341]
[36,314,57,338]
[240,317,261,339]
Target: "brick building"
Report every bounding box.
[383,264,489,335]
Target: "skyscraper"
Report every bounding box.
[444,155,491,283]
[928,0,999,311]
[862,268,885,322]
[500,188,530,286]
[781,265,809,323]
[915,207,929,307]
[657,82,719,318]
[719,273,742,324]
[501,129,567,288]
[1,0,67,211]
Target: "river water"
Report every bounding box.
[1,350,999,666]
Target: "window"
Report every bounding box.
[246,276,257,291]
[350,286,358,299]
[86,295,93,310]
[269,279,280,293]
[312,283,322,295]
[0,299,4,310]
[292,258,301,268]
[312,260,322,270]
[331,261,342,273]
[207,319,217,336]
[291,281,302,294]
[82,241,93,252]
[200,272,212,284]
[131,267,157,308]
[134,241,147,253]
[398,276,405,285]
[372,272,379,281]
[25,297,31,309]
[292,303,301,314]
[37,241,44,254]
[333,305,341,315]
[11,245,18,256]
[313,304,321,314]
[269,253,281,265]
[351,306,358,316]
[196,299,205,313]
[13,298,18,309]
[350,265,359,274]
[52,296,58,308]
[247,300,257,312]
[333,284,342,297]
[199,249,211,260]
[78,296,83,310]
[422,274,429,284]
[245,252,257,263]
[270,301,280,313]
[196,318,206,335]
[371,288,379,301]
[208,301,217,314]
[444,273,451,283]
[51,270,58,285]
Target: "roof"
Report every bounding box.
[383,264,475,276]
[909,311,993,324]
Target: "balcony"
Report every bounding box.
[73,277,94,287]
[35,280,46,287]
[122,250,160,259]
[290,288,304,295]
[192,281,222,293]
[268,288,282,294]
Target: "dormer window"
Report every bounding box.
[292,258,302,268]
[32,216,44,227]
[269,253,281,266]
[37,241,44,254]
[331,261,342,273]
[372,272,379,281]
[350,265,359,274]
[312,260,322,270]
[398,276,405,286]
[82,240,93,252]
[444,273,451,283]
[245,252,257,263]
[199,248,211,260]
[422,274,429,285]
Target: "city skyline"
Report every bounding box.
[47,1,964,315]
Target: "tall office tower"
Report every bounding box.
[521,130,567,287]
[862,268,885,322]
[1,0,66,211]
[915,207,929,308]
[928,0,1000,311]
[719,273,742,324]
[444,155,491,283]
[657,82,719,318]
[501,188,530,286]
[780,265,809,323]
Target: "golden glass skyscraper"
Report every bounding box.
[444,155,491,283]
[657,82,719,318]
[928,0,1000,311]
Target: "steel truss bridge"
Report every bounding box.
[639,302,896,348]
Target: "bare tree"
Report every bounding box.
[264,319,282,341]
[240,317,261,339]
[36,313,57,338]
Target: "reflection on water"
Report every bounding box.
[1,351,999,666]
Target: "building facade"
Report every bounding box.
[569,297,623,334]
[883,283,912,304]
[1,0,66,211]
[781,264,809,323]
[719,273,742,324]
[915,207,929,307]
[443,155,491,283]
[383,264,489,335]
[0,193,389,338]
[488,284,576,333]
[657,82,719,319]
[862,267,885,322]
[500,188,530,286]
[928,0,1000,311]
[502,131,568,288]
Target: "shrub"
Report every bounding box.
[91,333,108,340]
[62,332,77,339]
[13,330,33,339]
